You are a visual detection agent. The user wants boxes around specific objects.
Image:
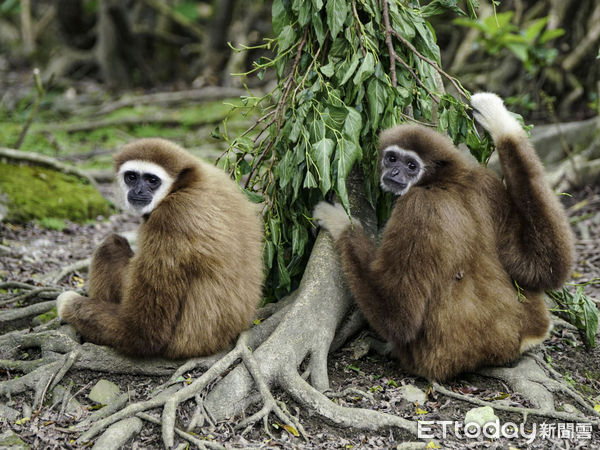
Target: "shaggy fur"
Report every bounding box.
[314,93,574,381]
[57,139,264,358]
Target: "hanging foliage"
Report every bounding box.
[217,0,493,300]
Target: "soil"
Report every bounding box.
[1,183,599,448]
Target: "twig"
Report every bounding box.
[432,382,600,425]
[42,258,91,284]
[15,68,45,149]
[382,0,397,87]
[390,29,469,99]
[351,1,367,57]
[243,28,309,189]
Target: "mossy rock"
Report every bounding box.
[0,162,113,223]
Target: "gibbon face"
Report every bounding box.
[117,160,175,215]
[379,145,424,196]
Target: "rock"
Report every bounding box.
[88,379,120,405]
[91,417,143,450]
[399,385,427,405]
[464,405,498,427]
[51,385,86,420]
[531,117,598,164]
[0,403,19,421]
[0,430,30,449]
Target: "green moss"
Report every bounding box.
[0,162,113,223]
[34,307,58,324]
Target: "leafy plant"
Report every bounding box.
[548,281,599,349]
[454,12,565,72]
[218,0,492,300]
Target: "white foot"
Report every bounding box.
[56,291,79,319]
[471,92,523,141]
[312,201,353,241]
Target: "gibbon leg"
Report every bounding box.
[472,93,574,289]
[56,290,173,356]
[87,234,134,303]
[56,292,127,348]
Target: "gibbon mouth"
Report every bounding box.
[382,177,407,192]
[128,196,152,207]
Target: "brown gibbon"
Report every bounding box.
[313,93,574,381]
[57,138,264,358]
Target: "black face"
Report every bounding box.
[380,147,423,196]
[124,171,162,207]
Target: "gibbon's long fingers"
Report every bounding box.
[471,92,523,141]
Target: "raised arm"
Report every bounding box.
[471,93,574,289]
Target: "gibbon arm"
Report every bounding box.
[472,93,574,290]
[87,234,134,304]
[337,226,426,344]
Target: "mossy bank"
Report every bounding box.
[0,162,113,224]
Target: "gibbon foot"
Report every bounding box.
[56,290,81,319]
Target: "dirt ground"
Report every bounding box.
[1,184,599,448]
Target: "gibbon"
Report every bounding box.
[57,138,264,358]
[314,93,574,381]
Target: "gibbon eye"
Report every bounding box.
[386,153,397,163]
[124,171,137,184]
[407,160,418,171]
[144,174,161,187]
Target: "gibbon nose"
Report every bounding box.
[391,168,400,176]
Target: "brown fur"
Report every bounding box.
[59,139,264,358]
[336,124,574,381]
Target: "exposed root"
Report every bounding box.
[433,381,600,425]
[137,412,226,450]
[281,369,417,434]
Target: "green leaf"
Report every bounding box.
[277,250,291,289]
[421,0,465,18]
[272,0,291,35]
[524,17,548,42]
[269,217,281,244]
[313,11,326,45]
[312,138,335,194]
[243,189,265,204]
[335,137,361,210]
[343,106,362,145]
[539,28,565,45]
[353,53,375,85]
[278,25,296,51]
[265,241,275,270]
[339,53,361,85]
[366,78,387,132]
[303,170,318,189]
[295,0,312,27]
[320,62,335,78]
[326,0,348,40]
[505,43,528,61]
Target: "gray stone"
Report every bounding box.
[91,417,143,450]
[464,405,498,427]
[0,430,30,449]
[399,385,427,405]
[0,403,19,421]
[88,379,120,405]
[51,385,86,420]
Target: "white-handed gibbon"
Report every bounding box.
[57,138,264,358]
[314,93,574,381]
